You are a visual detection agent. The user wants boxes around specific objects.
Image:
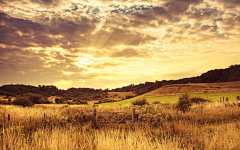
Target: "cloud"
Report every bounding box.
[87,27,156,49]
[217,16,240,33]
[187,9,220,21]
[110,49,151,58]
[0,0,240,89]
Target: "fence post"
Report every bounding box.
[132,108,135,123]
[8,114,10,124]
[93,109,97,125]
[3,112,6,125]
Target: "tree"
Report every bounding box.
[176,93,192,113]
[12,97,34,107]
[55,97,65,104]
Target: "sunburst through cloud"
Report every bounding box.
[1,0,240,89]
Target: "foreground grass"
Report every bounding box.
[1,101,240,149]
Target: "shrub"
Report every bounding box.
[55,97,65,104]
[24,93,42,104]
[176,93,192,113]
[152,101,161,104]
[8,98,11,104]
[125,95,134,99]
[190,97,211,104]
[40,98,51,104]
[23,93,51,104]
[226,97,229,102]
[12,97,34,107]
[0,100,8,105]
[79,100,88,104]
[132,98,149,106]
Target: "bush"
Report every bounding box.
[79,100,88,104]
[24,93,42,104]
[132,98,149,106]
[55,97,65,104]
[176,93,192,113]
[190,97,211,104]
[12,97,34,107]
[152,101,161,104]
[125,95,134,99]
[0,100,8,105]
[226,97,229,102]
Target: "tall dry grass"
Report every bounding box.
[1,101,240,149]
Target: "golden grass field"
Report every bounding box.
[1,100,240,150]
[1,81,240,149]
[140,81,240,98]
[99,81,240,106]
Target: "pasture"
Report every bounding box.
[1,100,240,149]
[99,91,240,106]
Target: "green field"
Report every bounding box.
[99,91,240,106]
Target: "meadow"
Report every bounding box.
[100,91,240,106]
[1,97,240,150]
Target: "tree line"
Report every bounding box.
[0,64,239,105]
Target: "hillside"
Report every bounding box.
[138,81,240,98]
[0,64,239,103]
[110,64,240,95]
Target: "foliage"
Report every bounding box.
[190,97,211,104]
[176,93,192,113]
[0,100,8,105]
[55,97,65,104]
[131,98,149,106]
[12,97,34,107]
[2,102,240,149]
[0,64,239,100]
[125,95,134,99]
[237,96,240,100]
[226,97,229,101]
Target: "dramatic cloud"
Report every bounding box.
[111,49,151,58]
[0,0,240,89]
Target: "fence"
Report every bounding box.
[93,108,135,126]
[1,112,49,126]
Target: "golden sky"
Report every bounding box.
[0,0,240,89]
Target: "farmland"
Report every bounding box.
[1,97,240,149]
[99,81,240,106]
[1,81,240,149]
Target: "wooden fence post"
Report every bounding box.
[132,108,135,123]
[8,114,10,122]
[3,112,6,125]
[93,109,97,125]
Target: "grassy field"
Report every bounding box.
[1,102,240,149]
[99,91,240,106]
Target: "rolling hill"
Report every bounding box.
[137,81,240,98]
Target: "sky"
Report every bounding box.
[0,0,240,90]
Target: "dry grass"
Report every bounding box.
[139,81,240,98]
[1,125,181,150]
[1,101,240,150]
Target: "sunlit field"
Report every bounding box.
[100,91,240,106]
[1,100,240,150]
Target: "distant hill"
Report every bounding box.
[137,81,240,98]
[0,64,239,100]
[110,64,240,95]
